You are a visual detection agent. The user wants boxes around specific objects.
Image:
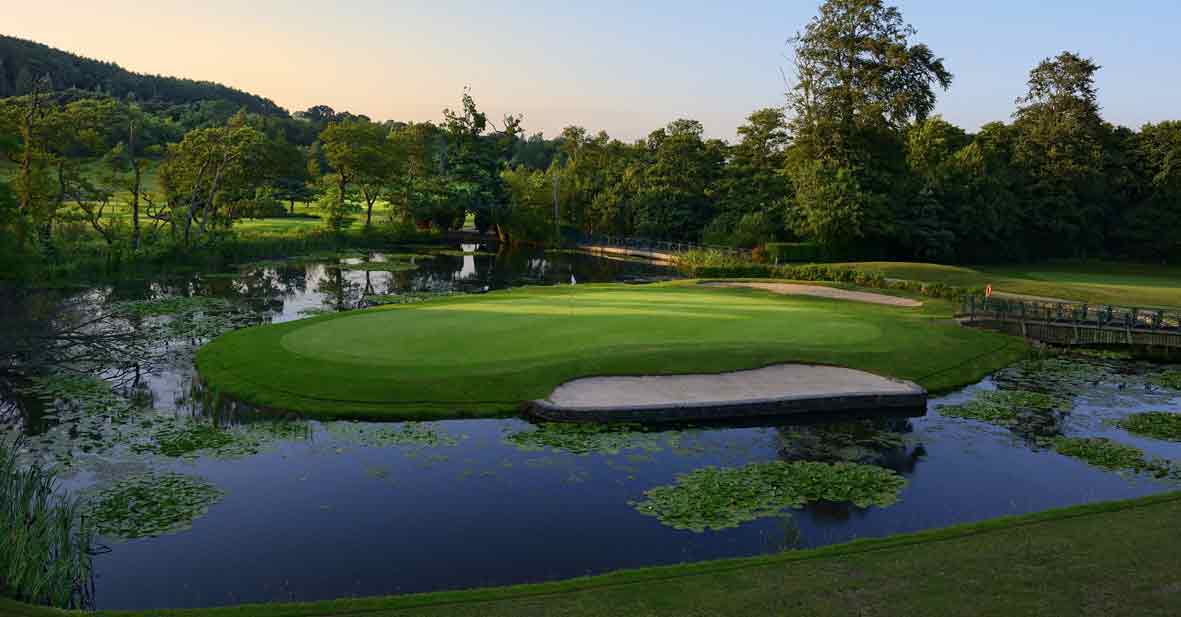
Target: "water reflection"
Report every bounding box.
[1,250,1179,611]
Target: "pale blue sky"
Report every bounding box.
[7,1,1179,139]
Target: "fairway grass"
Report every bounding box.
[196,282,1027,419]
[840,261,1181,308]
[4,492,1179,616]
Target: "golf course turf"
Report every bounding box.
[196,281,1027,419]
[838,261,1181,308]
[4,492,1179,616]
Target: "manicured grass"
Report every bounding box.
[4,492,1179,616]
[196,281,1027,419]
[839,261,1181,308]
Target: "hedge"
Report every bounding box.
[689,263,982,301]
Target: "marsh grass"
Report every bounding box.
[0,438,94,609]
[632,461,907,532]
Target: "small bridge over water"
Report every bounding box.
[574,235,753,263]
[960,296,1181,352]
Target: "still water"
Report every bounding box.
[1,244,1178,610]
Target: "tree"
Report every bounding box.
[1012,52,1108,256]
[440,89,520,241]
[631,119,726,240]
[1118,121,1181,260]
[710,108,790,246]
[158,119,267,245]
[319,119,397,228]
[102,104,153,248]
[785,0,951,250]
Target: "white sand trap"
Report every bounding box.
[702,281,921,307]
[543,364,924,410]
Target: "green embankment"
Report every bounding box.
[839,261,1181,308]
[196,282,1027,419]
[4,492,1179,617]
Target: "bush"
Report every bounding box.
[684,257,979,301]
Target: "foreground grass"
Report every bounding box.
[840,261,1181,308]
[4,492,1179,616]
[196,282,1027,418]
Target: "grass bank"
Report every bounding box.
[838,261,1181,308]
[196,281,1027,419]
[4,492,1179,616]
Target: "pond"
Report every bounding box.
[1,244,1179,611]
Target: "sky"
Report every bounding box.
[6,1,1180,140]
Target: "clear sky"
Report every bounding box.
[6,1,1179,140]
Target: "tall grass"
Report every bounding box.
[0,438,95,609]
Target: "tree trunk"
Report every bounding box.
[130,122,141,250]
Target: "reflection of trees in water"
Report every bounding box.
[776,415,924,523]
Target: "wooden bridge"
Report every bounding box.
[574,235,753,263]
[960,296,1181,351]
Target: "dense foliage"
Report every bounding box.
[3,0,1180,274]
[0,35,285,116]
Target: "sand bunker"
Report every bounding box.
[702,281,922,307]
[541,364,925,412]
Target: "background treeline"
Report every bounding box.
[1,0,1179,273]
[0,35,285,116]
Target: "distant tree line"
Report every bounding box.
[0,35,286,116]
[1,0,1179,266]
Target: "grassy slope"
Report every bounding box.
[841,261,1181,308]
[4,492,1179,617]
[196,282,1027,419]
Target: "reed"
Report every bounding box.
[0,438,95,609]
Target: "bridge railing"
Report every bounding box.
[962,296,1181,332]
[575,234,754,260]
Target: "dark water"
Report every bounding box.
[1,245,1179,611]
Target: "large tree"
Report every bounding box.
[440,90,520,241]
[785,0,951,251]
[319,119,397,229]
[1012,52,1108,256]
[158,118,267,245]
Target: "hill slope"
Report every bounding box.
[0,34,287,116]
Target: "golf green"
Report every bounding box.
[196,282,1028,419]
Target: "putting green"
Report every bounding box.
[196,282,1028,419]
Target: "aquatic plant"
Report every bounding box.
[110,296,257,341]
[1051,437,1176,479]
[137,421,236,457]
[0,437,95,609]
[83,472,224,539]
[1114,412,1181,442]
[993,356,1116,394]
[132,418,311,460]
[632,461,907,532]
[937,390,1068,438]
[505,423,673,455]
[15,374,145,468]
[325,421,457,448]
[1150,370,1181,391]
